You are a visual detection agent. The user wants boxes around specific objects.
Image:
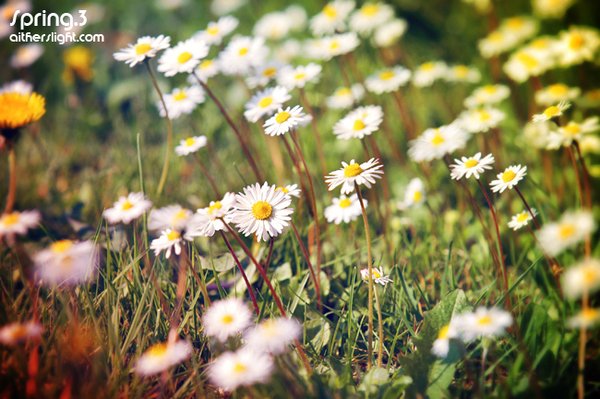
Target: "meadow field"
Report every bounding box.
[1,0,599,397]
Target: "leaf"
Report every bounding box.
[358,367,389,394]
[198,253,237,272]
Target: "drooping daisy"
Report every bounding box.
[408,124,470,162]
[326,84,364,109]
[203,298,253,342]
[324,194,364,224]
[157,38,208,77]
[0,91,46,130]
[464,84,510,108]
[349,2,394,35]
[244,86,291,123]
[489,165,527,193]
[158,85,205,119]
[431,322,460,358]
[456,307,513,341]
[535,83,580,106]
[148,205,192,232]
[532,101,571,123]
[185,192,236,238]
[246,61,283,89]
[263,106,311,136]
[533,0,575,19]
[10,44,44,69]
[325,158,384,194]
[175,135,208,156]
[508,209,537,231]
[135,339,192,376]
[103,192,152,225]
[244,317,301,355]
[360,266,392,286]
[450,153,495,180]
[150,229,183,258]
[310,0,355,36]
[445,65,481,83]
[33,240,99,286]
[562,258,600,299]
[0,210,40,238]
[188,59,219,83]
[412,61,448,87]
[568,308,600,329]
[0,80,32,94]
[397,177,425,210]
[365,66,411,94]
[556,26,600,67]
[275,184,301,198]
[208,348,274,391]
[372,18,407,48]
[218,36,268,76]
[458,107,505,133]
[113,35,171,67]
[536,210,596,257]
[194,16,238,46]
[277,63,322,90]
[230,182,294,242]
[0,321,42,346]
[333,105,383,140]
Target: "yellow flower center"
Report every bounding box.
[477,110,491,121]
[207,201,222,215]
[336,87,351,96]
[353,119,366,131]
[372,269,382,279]
[329,40,340,50]
[0,92,46,130]
[438,325,450,339]
[564,123,581,136]
[177,51,193,64]
[185,137,196,146]
[361,4,379,16]
[558,223,575,239]
[379,70,395,80]
[453,65,469,77]
[1,212,20,226]
[167,230,181,241]
[276,186,289,193]
[413,190,422,202]
[477,315,492,326]
[63,46,94,81]
[548,84,568,96]
[51,240,74,254]
[516,212,530,223]
[238,47,249,56]
[505,18,524,30]
[173,209,188,222]
[464,159,479,168]
[134,43,153,55]
[581,308,599,321]
[543,105,561,118]
[483,85,497,94]
[147,342,168,357]
[488,31,504,43]
[516,52,538,69]
[121,200,134,211]
[431,130,445,146]
[338,198,352,208]
[258,96,273,108]
[294,72,306,81]
[221,314,234,324]
[173,90,187,101]
[263,67,277,77]
[207,26,219,36]
[251,201,273,220]
[323,4,337,18]
[199,60,213,70]
[275,111,291,124]
[582,266,599,284]
[420,62,435,71]
[343,163,363,177]
[501,170,516,183]
[233,362,247,373]
[569,33,585,50]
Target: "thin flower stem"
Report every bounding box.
[4,144,17,213]
[264,238,275,273]
[144,61,173,197]
[578,290,589,399]
[290,221,322,309]
[373,285,384,367]
[194,154,221,197]
[170,246,189,330]
[355,182,377,369]
[514,187,540,229]
[392,90,415,141]
[192,73,263,182]
[298,88,327,177]
[573,143,592,257]
[219,231,259,315]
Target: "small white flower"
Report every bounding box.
[508,209,537,231]
[333,105,383,140]
[458,107,505,133]
[536,210,596,257]
[456,307,513,341]
[532,101,571,123]
[188,59,219,84]
[208,348,274,391]
[349,2,394,35]
[360,267,392,286]
[151,229,183,258]
[253,11,293,41]
[158,86,205,119]
[135,339,192,376]
[185,192,236,238]
[0,321,42,346]
[244,317,301,354]
[175,135,208,156]
[556,26,600,67]
[308,32,360,60]
[326,84,364,109]
[310,0,355,36]
[408,124,470,162]
[246,61,283,89]
[0,210,40,238]
[194,16,238,46]
[148,205,192,232]
[365,66,411,94]
[325,158,384,194]
[33,240,99,286]
[464,84,510,108]
[412,61,447,87]
[548,117,600,149]
[203,298,253,342]
[489,165,527,193]
[445,65,481,83]
[219,36,268,76]
[324,194,364,224]
[535,83,580,107]
[503,48,551,83]
[157,38,208,77]
[397,178,425,210]
[562,258,600,300]
[533,0,575,19]
[10,44,44,69]
[113,35,171,67]
[568,308,600,329]
[275,184,301,198]
[450,153,495,180]
[431,322,459,358]
[0,80,33,94]
[263,106,311,136]
[277,63,322,90]
[103,192,152,224]
[372,18,407,48]
[244,86,291,123]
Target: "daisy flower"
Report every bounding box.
[158,86,205,119]
[324,194,364,224]
[230,182,294,242]
[464,84,510,108]
[263,105,311,136]
[326,84,364,109]
[412,61,448,87]
[208,348,274,391]
[547,117,600,149]
[10,44,44,69]
[431,322,460,358]
[275,184,301,198]
[246,61,283,89]
[185,192,236,238]
[397,178,425,210]
[218,36,268,76]
[556,26,600,67]
[244,317,301,355]
[310,0,355,36]
[313,32,360,60]
[33,240,99,287]
[150,229,183,258]
[489,165,527,193]
[285,5,308,32]
[450,153,495,180]
[365,66,411,94]
[113,35,171,67]
[0,210,40,238]
[500,16,539,43]
[244,86,291,123]
[194,16,238,46]
[478,29,520,58]
[508,209,537,231]
[360,266,392,286]
[456,307,513,341]
[408,124,469,162]
[325,158,384,194]
[0,80,32,94]
[349,2,394,35]
[135,339,192,376]
[157,38,208,77]
[373,18,407,48]
[188,59,219,84]
[503,49,550,83]
[532,101,571,123]
[0,321,42,346]
[103,192,152,225]
[148,205,192,232]
[458,107,505,133]
[203,298,252,342]
[562,258,600,300]
[253,12,293,41]
[175,135,208,156]
[333,105,383,140]
[568,308,600,329]
[533,0,575,19]
[536,210,596,257]
[445,65,481,83]
[535,84,580,106]
[277,63,322,90]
